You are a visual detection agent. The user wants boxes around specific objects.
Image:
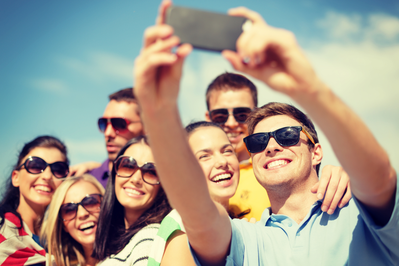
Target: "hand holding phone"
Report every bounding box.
[165,6,252,52]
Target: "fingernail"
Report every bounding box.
[321,205,327,212]
[317,193,323,199]
[327,209,334,215]
[242,57,250,64]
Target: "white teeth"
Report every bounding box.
[35,185,51,192]
[227,133,239,138]
[125,188,142,195]
[212,173,232,182]
[267,160,288,169]
[79,221,95,230]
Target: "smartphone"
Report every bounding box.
[165,6,252,52]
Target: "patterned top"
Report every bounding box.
[0,212,46,266]
[98,223,160,266]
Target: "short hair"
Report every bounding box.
[0,135,68,229]
[92,136,172,260]
[247,102,320,174]
[41,174,105,266]
[205,72,258,110]
[108,87,136,103]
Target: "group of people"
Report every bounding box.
[1,1,398,265]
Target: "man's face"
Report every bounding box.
[101,100,144,161]
[206,88,255,160]
[250,115,319,191]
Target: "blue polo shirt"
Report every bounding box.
[192,176,399,265]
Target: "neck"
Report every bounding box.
[266,175,319,224]
[108,160,113,172]
[17,197,45,235]
[124,209,145,228]
[236,149,250,163]
[83,245,96,266]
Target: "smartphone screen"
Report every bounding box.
[166,6,251,52]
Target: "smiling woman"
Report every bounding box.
[0,135,69,266]
[41,174,105,266]
[92,136,172,266]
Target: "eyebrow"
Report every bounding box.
[194,144,233,156]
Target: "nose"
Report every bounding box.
[215,153,228,169]
[265,137,283,154]
[41,165,53,180]
[76,204,90,219]
[224,112,239,128]
[129,170,143,186]
[104,122,117,138]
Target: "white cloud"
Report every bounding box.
[64,138,106,165]
[31,78,69,93]
[57,51,132,83]
[367,14,399,41]
[316,11,361,40]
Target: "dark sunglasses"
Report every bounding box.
[114,156,160,185]
[98,117,140,134]
[17,156,69,179]
[59,194,103,221]
[244,126,316,153]
[209,107,252,124]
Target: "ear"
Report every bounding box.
[11,170,20,188]
[311,143,323,167]
[205,111,211,122]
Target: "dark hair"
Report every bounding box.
[185,121,223,135]
[93,136,172,260]
[205,72,258,110]
[247,102,320,174]
[0,136,69,229]
[108,87,136,103]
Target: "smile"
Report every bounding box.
[79,221,96,232]
[266,159,290,169]
[211,173,232,183]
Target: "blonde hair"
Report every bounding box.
[41,174,105,266]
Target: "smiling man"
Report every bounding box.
[205,73,270,220]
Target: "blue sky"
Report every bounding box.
[1,0,398,193]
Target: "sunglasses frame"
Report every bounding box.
[98,117,141,135]
[17,156,69,179]
[59,194,103,222]
[209,107,253,125]
[244,126,316,153]
[114,156,160,185]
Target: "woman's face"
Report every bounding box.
[62,181,102,249]
[12,147,65,211]
[114,143,161,220]
[188,126,240,203]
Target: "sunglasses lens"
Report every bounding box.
[116,157,138,177]
[275,127,301,146]
[60,203,78,221]
[245,133,270,153]
[141,163,159,184]
[81,194,102,213]
[98,118,107,132]
[25,157,46,174]
[50,162,69,178]
[111,118,128,132]
[233,108,252,123]
[209,109,229,124]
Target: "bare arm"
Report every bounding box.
[223,7,396,225]
[133,1,231,264]
[160,231,196,266]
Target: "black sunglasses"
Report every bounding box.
[244,126,316,153]
[59,194,103,221]
[98,117,140,134]
[209,107,252,124]
[114,156,160,185]
[17,156,69,179]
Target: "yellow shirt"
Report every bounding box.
[229,159,271,221]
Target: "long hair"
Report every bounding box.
[92,136,172,260]
[41,174,105,266]
[0,135,69,229]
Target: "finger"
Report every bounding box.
[338,184,352,208]
[228,7,265,24]
[175,43,193,58]
[326,179,348,214]
[249,217,257,224]
[156,0,172,25]
[143,24,174,48]
[321,175,340,213]
[317,166,333,201]
[222,50,246,71]
[241,218,249,222]
[310,182,319,194]
[142,36,180,58]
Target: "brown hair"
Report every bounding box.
[205,72,258,110]
[109,87,136,103]
[247,102,320,174]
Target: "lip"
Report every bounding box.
[225,131,244,144]
[210,171,235,187]
[123,187,145,198]
[33,184,53,195]
[264,158,292,170]
[106,144,119,153]
[77,220,97,235]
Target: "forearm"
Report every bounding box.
[293,81,396,208]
